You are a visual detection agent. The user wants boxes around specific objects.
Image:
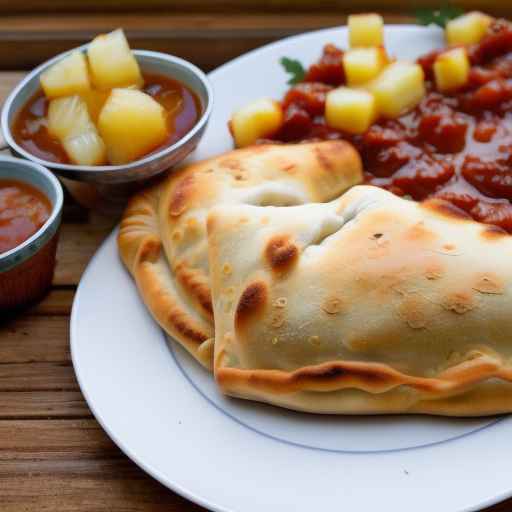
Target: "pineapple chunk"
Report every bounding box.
[47,95,106,165]
[98,88,167,165]
[369,61,425,118]
[348,14,384,48]
[81,89,110,122]
[434,47,470,92]
[87,29,143,90]
[230,98,283,148]
[40,51,90,99]
[446,11,492,46]
[343,47,388,86]
[325,87,377,134]
[47,95,92,140]
[63,132,107,166]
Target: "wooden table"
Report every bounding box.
[0,16,511,509]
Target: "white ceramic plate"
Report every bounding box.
[71,25,512,512]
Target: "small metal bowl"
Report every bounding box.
[0,156,63,311]
[1,47,213,185]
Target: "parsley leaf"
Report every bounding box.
[415,5,465,28]
[280,57,305,85]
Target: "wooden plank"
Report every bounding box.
[0,363,78,391]
[0,457,508,512]
[0,315,69,363]
[0,391,90,419]
[54,219,115,286]
[0,0,507,13]
[0,458,206,512]
[28,288,74,316]
[0,13,417,71]
[0,419,117,460]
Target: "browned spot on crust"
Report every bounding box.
[270,311,285,328]
[169,175,195,217]
[425,264,443,280]
[398,295,427,329]
[422,199,472,221]
[235,281,267,330]
[321,297,343,315]
[442,243,456,251]
[294,362,397,387]
[442,292,475,314]
[405,221,437,242]
[174,262,213,316]
[314,145,335,173]
[138,237,161,264]
[265,235,299,273]
[168,310,209,345]
[481,224,509,240]
[472,274,505,295]
[280,161,296,172]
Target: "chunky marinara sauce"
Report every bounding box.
[12,73,202,165]
[0,180,51,254]
[270,19,512,232]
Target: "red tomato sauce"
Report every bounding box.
[270,19,512,232]
[0,180,52,254]
[12,72,202,165]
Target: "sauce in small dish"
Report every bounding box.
[12,72,202,166]
[0,180,51,254]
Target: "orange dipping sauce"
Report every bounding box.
[0,180,51,254]
[12,72,202,165]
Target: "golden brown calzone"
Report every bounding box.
[117,141,362,368]
[207,185,512,415]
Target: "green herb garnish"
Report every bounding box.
[280,57,305,85]
[415,5,465,28]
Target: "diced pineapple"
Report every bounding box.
[230,98,283,148]
[446,11,492,46]
[348,14,384,48]
[47,95,92,140]
[434,47,470,92]
[343,47,388,86]
[80,89,110,122]
[325,87,377,134]
[63,132,107,166]
[369,61,425,118]
[98,88,167,165]
[87,29,143,90]
[47,95,106,165]
[40,51,90,99]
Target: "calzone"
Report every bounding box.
[118,141,362,368]
[207,185,512,415]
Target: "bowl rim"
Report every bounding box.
[0,155,64,264]
[1,46,214,174]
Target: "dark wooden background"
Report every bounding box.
[0,1,511,510]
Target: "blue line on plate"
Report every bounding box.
[167,336,506,455]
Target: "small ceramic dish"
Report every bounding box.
[1,48,213,185]
[0,156,63,311]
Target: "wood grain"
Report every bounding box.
[0,391,89,419]
[0,363,78,391]
[28,289,75,316]
[0,419,117,460]
[0,12,417,70]
[0,459,206,512]
[0,0,507,13]
[54,219,116,286]
[0,316,69,363]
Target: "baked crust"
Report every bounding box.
[118,141,363,369]
[208,186,512,414]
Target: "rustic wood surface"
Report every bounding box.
[1,10,511,509]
